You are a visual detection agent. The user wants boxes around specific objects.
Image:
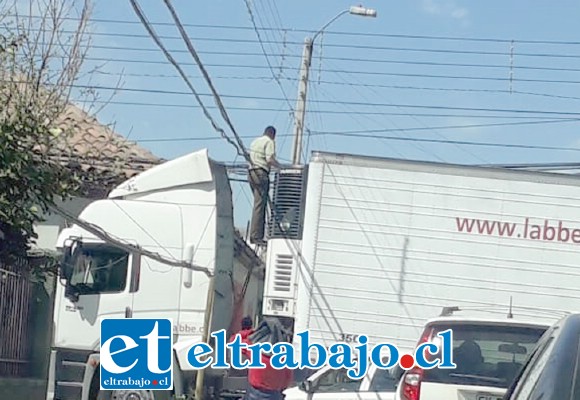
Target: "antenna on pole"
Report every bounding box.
[507,296,514,319]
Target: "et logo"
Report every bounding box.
[100,318,173,390]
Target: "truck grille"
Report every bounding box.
[272,254,293,292]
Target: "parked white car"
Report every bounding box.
[394,308,550,400]
[284,362,397,400]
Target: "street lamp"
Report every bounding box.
[290,5,377,165]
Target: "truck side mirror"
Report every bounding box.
[64,285,80,303]
[61,240,83,303]
[61,239,81,281]
[129,253,141,293]
[61,247,72,278]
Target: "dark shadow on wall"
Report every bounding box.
[28,274,57,380]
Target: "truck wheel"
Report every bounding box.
[110,390,151,400]
[107,390,172,400]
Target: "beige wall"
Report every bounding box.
[33,196,95,251]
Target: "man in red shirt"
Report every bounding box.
[231,318,293,400]
[229,316,254,343]
[228,317,255,378]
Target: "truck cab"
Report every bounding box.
[46,149,265,400]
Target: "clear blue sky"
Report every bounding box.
[25,1,580,228]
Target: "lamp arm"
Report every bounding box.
[311,9,350,42]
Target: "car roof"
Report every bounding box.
[424,316,552,330]
[545,313,580,338]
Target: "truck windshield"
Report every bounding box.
[68,244,129,294]
[423,323,547,389]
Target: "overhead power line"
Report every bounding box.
[310,80,580,102]
[162,0,250,162]
[127,0,245,159]
[48,203,213,276]
[78,99,580,120]
[89,70,580,102]
[308,118,580,134]
[78,98,580,120]
[81,44,580,74]
[24,40,580,74]
[15,14,580,46]
[241,0,295,113]
[132,118,580,153]
[23,26,580,60]
[136,132,580,152]
[127,4,313,287]
[66,84,580,117]
[79,56,580,86]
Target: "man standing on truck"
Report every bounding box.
[248,126,281,245]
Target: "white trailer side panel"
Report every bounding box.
[297,152,580,354]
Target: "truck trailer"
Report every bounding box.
[47,149,580,400]
[265,151,580,360]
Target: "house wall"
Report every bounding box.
[0,196,95,399]
[36,197,95,248]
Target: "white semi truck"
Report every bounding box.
[46,149,267,400]
[47,149,580,400]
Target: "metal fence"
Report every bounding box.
[0,258,33,377]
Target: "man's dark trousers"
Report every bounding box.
[249,167,269,243]
[243,385,285,400]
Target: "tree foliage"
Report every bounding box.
[0,0,93,266]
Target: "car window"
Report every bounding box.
[510,336,556,400]
[313,368,363,393]
[368,368,397,392]
[511,323,579,400]
[422,323,547,389]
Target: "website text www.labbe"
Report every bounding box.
[455,217,580,244]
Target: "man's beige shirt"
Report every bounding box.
[250,135,275,171]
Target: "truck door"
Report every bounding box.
[53,241,139,350]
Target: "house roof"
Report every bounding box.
[49,102,164,197]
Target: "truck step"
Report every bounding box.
[62,360,86,368]
[56,381,83,388]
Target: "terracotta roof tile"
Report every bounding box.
[12,101,165,198]
[47,102,163,185]
[2,74,163,195]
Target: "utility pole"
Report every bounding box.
[289,6,377,166]
[291,37,313,165]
